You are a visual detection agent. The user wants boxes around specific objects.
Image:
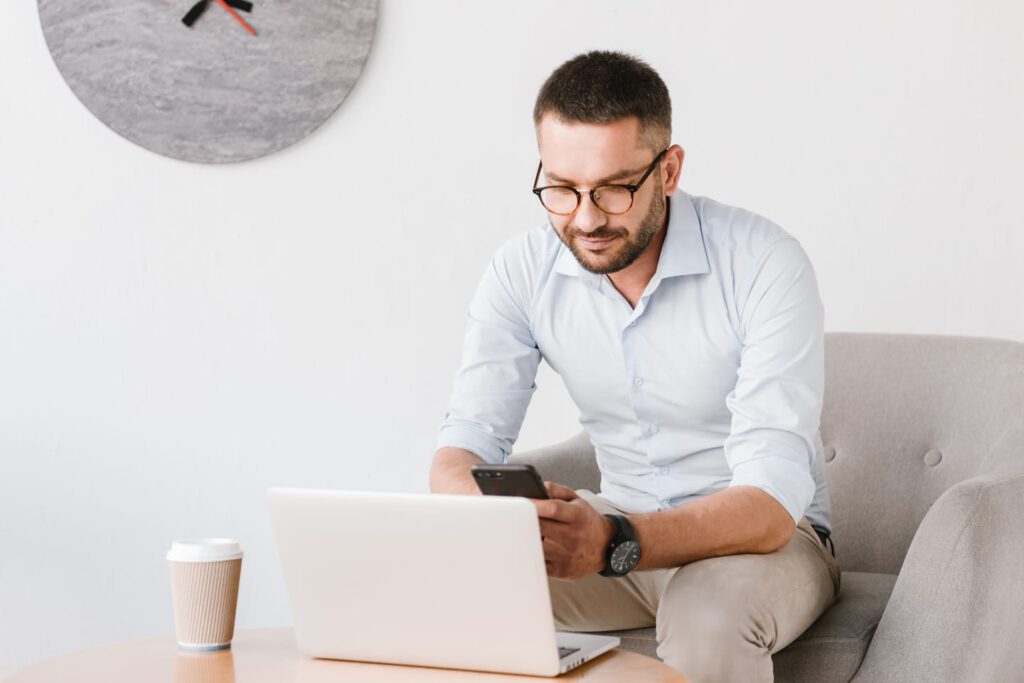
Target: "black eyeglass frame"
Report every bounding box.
[531,147,670,216]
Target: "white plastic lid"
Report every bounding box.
[167,538,244,563]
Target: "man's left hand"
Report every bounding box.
[529,482,615,580]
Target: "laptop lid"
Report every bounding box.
[268,487,567,676]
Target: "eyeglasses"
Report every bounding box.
[532,147,669,216]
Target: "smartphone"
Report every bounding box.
[471,464,550,499]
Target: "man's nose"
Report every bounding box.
[572,193,606,233]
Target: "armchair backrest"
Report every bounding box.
[821,333,1024,574]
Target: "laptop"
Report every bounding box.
[267,487,620,677]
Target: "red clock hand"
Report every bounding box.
[215,0,257,36]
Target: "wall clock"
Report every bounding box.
[38,0,377,163]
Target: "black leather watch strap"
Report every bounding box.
[600,513,641,577]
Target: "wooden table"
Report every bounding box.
[4,628,687,682]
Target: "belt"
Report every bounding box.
[812,525,836,558]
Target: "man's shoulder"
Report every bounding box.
[482,222,563,312]
[493,221,563,264]
[688,193,798,262]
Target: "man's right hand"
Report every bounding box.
[429,447,486,495]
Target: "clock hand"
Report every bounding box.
[214,0,257,36]
[182,0,256,35]
[181,0,210,27]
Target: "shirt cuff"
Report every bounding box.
[436,424,509,465]
[728,455,815,524]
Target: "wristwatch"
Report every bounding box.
[599,514,642,577]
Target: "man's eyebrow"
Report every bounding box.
[543,163,649,186]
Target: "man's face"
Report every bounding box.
[536,115,667,275]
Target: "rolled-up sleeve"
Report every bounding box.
[436,249,541,464]
[725,238,824,523]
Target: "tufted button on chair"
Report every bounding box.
[510,333,1024,681]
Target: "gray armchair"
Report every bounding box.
[510,333,1024,682]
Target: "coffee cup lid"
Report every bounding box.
[167,538,244,563]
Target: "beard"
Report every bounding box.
[558,181,667,275]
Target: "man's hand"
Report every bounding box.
[529,482,615,580]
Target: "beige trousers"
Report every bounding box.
[548,490,841,683]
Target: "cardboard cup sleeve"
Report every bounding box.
[167,539,243,651]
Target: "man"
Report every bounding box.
[430,50,840,682]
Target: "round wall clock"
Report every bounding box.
[38,0,377,163]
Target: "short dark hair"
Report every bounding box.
[533,51,671,150]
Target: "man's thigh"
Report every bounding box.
[655,518,840,663]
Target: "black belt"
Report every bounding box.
[812,525,836,558]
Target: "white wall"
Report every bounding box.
[2,0,1023,675]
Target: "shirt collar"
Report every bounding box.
[552,190,710,281]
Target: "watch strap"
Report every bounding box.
[600,514,640,577]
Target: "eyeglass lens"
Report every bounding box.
[539,185,634,215]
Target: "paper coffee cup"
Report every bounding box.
[167,538,243,651]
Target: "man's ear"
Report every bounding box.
[662,145,685,195]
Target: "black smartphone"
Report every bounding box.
[471,464,550,499]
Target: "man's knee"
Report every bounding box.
[656,586,768,649]
[654,561,774,682]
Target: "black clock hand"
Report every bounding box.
[181,0,210,27]
[182,0,252,28]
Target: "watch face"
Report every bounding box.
[610,540,641,574]
[38,0,377,162]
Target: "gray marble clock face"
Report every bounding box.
[38,0,376,163]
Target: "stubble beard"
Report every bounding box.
[559,181,666,275]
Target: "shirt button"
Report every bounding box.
[633,377,643,386]
[648,424,659,434]
[659,466,670,475]
[628,320,637,328]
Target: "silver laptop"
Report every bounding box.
[268,487,620,677]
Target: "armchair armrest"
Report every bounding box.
[853,466,1024,681]
[508,431,600,493]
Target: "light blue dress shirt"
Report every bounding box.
[438,190,832,533]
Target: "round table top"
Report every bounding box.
[5,628,687,682]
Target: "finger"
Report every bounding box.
[542,535,569,558]
[531,498,579,523]
[542,537,570,577]
[539,518,572,545]
[544,558,565,579]
[544,481,580,502]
